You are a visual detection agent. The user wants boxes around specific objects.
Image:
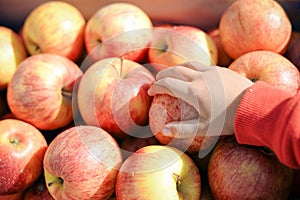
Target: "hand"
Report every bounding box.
[148,62,254,139]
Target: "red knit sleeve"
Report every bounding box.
[234,81,300,169]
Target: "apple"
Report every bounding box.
[77,57,155,139]
[7,53,82,130]
[0,191,24,200]
[208,136,293,199]
[115,145,201,200]
[207,28,232,67]
[149,94,217,155]
[84,2,153,63]
[21,1,85,61]
[219,0,292,59]
[228,50,299,95]
[284,32,300,70]
[43,125,123,200]
[148,24,218,72]
[24,174,54,200]
[0,26,27,89]
[0,119,48,195]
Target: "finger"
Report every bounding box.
[161,119,207,139]
[155,65,199,82]
[148,77,190,97]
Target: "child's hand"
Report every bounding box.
[148,62,253,138]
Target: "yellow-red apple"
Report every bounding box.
[0,26,27,89]
[148,25,218,72]
[219,0,292,59]
[21,1,85,61]
[228,50,299,95]
[77,57,155,139]
[84,2,153,63]
[0,119,47,195]
[7,53,83,130]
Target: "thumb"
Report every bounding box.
[161,119,202,139]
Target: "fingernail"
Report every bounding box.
[162,127,172,136]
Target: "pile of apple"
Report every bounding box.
[0,0,299,199]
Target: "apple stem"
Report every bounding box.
[48,177,64,187]
[62,88,72,98]
[172,173,182,188]
[9,137,19,145]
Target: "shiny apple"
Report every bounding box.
[21,1,85,61]
[0,119,47,195]
[7,53,83,130]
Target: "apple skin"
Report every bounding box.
[0,26,27,89]
[77,57,155,139]
[207,28,232,67]
[7,53,83,130]
[208,136,293,200]
[21,1,85,61]
[0,119,48,195]
[84,2,153,63]
[148,24,218,72]
[43,125,123,200]
[228,50,299,95]
[284,32,300,70]
[219,0,292,59]
[149,94,217,155]
[115,145,201,200]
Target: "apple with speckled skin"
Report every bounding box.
[0,119,47,195]
[208,136,293,199]
[84,2,153,63]
[0,26,27,89]
[77,57,155,139]
[116,145,201,200]
[228,50,299,95]
[7,53,83,130]
[219,0,292,59]
[149,94,217,154]
[21,1,85,61]
[148,24,218,72]
[43,126,123,200]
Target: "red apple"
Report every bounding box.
[21,1,85,61]
[207,28,232,67]
[148,24,218,72]
[7,53,83,130]
[43,125,123,200]
[0,26,27,89]
[77,57,155,139]
[228,50,299,95]
[208,136,293,199]
[219,0,292,59]
[0,119,48,195]
[24,175,54,200]
[116,145,201,200]
[285,32,300,70]
[149,94,217,154]
[84,2,153,63]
